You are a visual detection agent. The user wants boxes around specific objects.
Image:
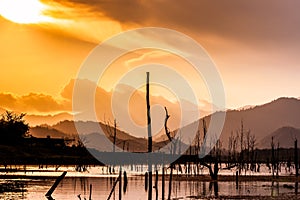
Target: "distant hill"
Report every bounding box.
[0,107,73,126]
[29,125,68,139]
[24,112,73,126]
[30,120,151,152]
[28,97,300,151]
[83,132,148,152]
[258,126,300,149]
[52,120,141,141]
[154,97,300,150]
[217,97,300,149]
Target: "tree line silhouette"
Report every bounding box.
[0,111,29,143]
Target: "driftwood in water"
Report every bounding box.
[107,175,120,200]
[45,171,67,199]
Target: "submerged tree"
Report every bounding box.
[104,118,118,152]
[200,119,222,180]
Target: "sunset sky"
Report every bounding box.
[0,0,300,121]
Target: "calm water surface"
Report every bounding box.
[0,177,298,200]
[0,165,298,199]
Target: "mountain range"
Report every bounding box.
[28,97,300,150]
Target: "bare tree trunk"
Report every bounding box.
[119,169,122,200]
[271,137,275,178]
[162,166,165,200]
[295,140,298,177]
[146,72,152,200]
[113,119,117,153]
[168,166,173,200]
[155,169,158,200]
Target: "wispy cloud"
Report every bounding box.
[38,0,137,43]
[124,50,170,67]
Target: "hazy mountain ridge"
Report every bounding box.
[28,97,300,150]
[24,112,73,126]
[165,97,300,150]
[29,120,150,151]
[258,126,300,149]
[218,97,300,149]
[30,125,68,139]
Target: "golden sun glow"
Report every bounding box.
[0,0,53,24]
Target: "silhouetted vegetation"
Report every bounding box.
[0,111,29,143]
[0,110,103,166]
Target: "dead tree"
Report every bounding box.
[271,136,275,178]
[239,120,244,173]
[249,134,256,171]
[200,119,221,180]
[164,107,179,155]
[104,118,118,152]
[146,72,152,200]
[295,140,298,177]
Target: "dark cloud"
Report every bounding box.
[51,0,300,48]
[51,0,149,23]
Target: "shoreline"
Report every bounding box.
[1,173,300,182]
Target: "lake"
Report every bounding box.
[0,165,299,199]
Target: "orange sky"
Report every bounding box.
[0,0,300,119]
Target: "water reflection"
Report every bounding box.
[295,181,298,195]
[0,177,299,199]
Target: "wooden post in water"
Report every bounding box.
[295,181,298,195]
[235,171,239,189]
[89,184,92,200]
[123,171,128,194]
[145,172,148,191]
[119,168,122,200]
[155,169,158,200]
[295,140,298,177]
[45,171,67,199]
[162,166,165,200]
[146,72,152,200]
[294,140,299,195]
